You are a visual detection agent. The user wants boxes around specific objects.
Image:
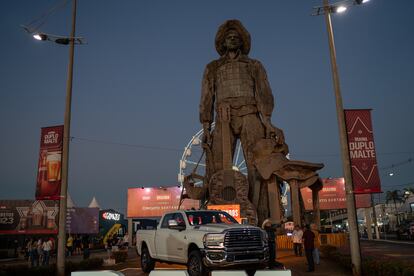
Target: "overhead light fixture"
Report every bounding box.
[33,33,47,41]
[335,5,347,13]
[356,0,370,4]
[55,38,70,45]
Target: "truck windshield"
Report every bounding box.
[185,211,238,225]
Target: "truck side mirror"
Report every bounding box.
[168,219,186,231]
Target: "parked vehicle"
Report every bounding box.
[136,210,269,276]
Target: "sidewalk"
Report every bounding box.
[277,249,351,276]
[360,237,414,245]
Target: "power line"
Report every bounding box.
[381,181,414,188]
[380,158,412,170]
[71,136,183,152]
[70,136,413,176]
[23,0,70,33]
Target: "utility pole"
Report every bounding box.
[57,0,77,275]
[323,0,362,274]
[371,194,380,239]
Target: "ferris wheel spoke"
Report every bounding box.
[194,181,203,187]
[237,159,246,168]
[185,160,206,167]
[234,142,242,166]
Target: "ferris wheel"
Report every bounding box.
[178,123,290,206]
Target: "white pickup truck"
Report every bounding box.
[136,210,269,276]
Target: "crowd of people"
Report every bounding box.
[105,232,129,255]
[260,219,322,272]
[25,237,55,267]
[65,234,92,259]
[292,223,321,273]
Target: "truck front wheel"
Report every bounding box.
[141,246,155,273]
[188,250,208,276]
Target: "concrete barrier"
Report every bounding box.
[71,271,124,276]
[212,271,247,276]
[212,271,291,276]
[254,270,292,276]
[149,270,189,276]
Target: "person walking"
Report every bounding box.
[74,235,81,255]
[42,237,53,266]
[262,219,277,269]
[66,234,74,256]
[122,232,129,248]
[292,225,303,257]
[36,238,43,265]
[30,239,39,267]
[82,235,90,260]
[311,223,320,265]
[303,225,315,272]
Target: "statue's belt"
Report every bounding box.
[215,100,258,117]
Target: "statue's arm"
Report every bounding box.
[254,60,274,120]
[199,65,215,143]
[254,60,285,145]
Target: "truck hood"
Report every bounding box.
[193,223,260,233]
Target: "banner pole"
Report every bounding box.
[57,0,77,275]
[323,1,361,274]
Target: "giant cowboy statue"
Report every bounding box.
[184,20,324,226]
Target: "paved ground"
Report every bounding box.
[109,248,350,276]
[359,239,414,261]
[3,239,414,275]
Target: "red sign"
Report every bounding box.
[301,178,371,210]
[207,204,241,223]
[344,109,381,194]
[36,125,64,200]
[0,200,59,234]
[127,187,199,218]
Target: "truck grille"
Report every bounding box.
[224,228,263,248]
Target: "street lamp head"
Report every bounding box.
[55,38,70,45]
[335,5,348,13]
[33,33,47,41]
[355,0,370,4]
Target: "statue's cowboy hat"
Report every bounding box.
[215,19,251,56]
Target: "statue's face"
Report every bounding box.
[224,29,242,51]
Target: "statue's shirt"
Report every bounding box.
[216,59,255,102]
[200,54,274,124]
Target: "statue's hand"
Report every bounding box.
[202,123,212,145]
[264,121,285,145]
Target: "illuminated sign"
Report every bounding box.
[127,187,199,218]
[102,212,120,221]
[207,204,241,223]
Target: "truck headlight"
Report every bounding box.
[203,233,225,248]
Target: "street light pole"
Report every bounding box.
[322,0,362,275]
[57,0,77,275]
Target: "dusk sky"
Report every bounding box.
[1,0,413,215]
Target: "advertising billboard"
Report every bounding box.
[127,187,199,218]
[66,207,99,234]
[0,200,59,234]
[344,109,381,194]
[301,178,371,210]
[207,204,241,223]
[35,125,64,200]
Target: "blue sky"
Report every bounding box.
[1,0,413,214]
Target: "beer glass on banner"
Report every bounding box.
[46,152,62,182]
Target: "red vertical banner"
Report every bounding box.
[344,109,381,194]
[35,125,64,200]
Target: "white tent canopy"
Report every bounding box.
[88,196,101,209]
[67,193,75,208]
